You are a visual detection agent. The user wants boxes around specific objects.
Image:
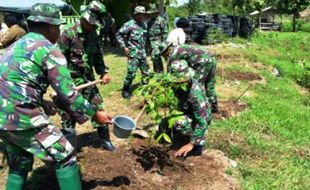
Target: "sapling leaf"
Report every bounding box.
[163,133,172,143]
[156,133,164,143]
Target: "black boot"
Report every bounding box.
[211,97,219,113]
[97,126,116,151]
[122,84,131,99]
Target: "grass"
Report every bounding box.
[208,32,310,190]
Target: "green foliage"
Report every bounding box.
[134,73,186,143]
[299,22,310,32]
[280,22,292,32]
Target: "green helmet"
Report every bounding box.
[27,3,64,25]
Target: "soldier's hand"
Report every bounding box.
[124,47,129,57]
[175,142,194,157]
[100,74,110,84]
[93,111,112,125]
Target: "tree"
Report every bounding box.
[276,0,310,32]
[186,0,202,15]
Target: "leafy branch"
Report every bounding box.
[134,73,187,143]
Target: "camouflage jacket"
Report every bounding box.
[0,32,96,130]
[175,79,209,145]
[168,44,214,70]
[116,19,147,58]
[147,15,168,42]
[58,20,108,85]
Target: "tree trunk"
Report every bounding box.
[258,11,262,31]
[159,0,164,16]
[292,11,298,32]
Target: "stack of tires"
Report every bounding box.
[239,17,253,39]
[183,14,252,44]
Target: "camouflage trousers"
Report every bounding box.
[150,40,164,73]
[194,57,217,103]
[0,124,76,174]
[124,56,150,86]
[60,84,105,129]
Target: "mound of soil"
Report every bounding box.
[218,70,262,81]
[79,139,239,190]
[213,100,248,120]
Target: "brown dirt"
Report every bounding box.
[78,138,239,190]
[213,100,248,120]
[0,134,238,190]
[218,70,262,81]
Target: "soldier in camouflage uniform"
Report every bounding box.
[146,4,168,73]
[158,60,211,157]
[160,42,219,113]
[116,6,150,99]
[58,1,116,151]
[0,3,112,190]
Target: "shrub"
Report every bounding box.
[299,22,310,32]
[280,22,292,32]
[295,70,310,89]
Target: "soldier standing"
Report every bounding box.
[58,1,116,151]
[116,6,150,99]
[147,4,168,73]
[0,3,112,190]
[160,42,219,113]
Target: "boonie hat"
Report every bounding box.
[27,3,64,25]
[133,6,146,15]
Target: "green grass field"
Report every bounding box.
[209,32,310,190]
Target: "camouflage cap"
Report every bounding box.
[133,6,146,15]
[81,1,106,27]
[147,4,159,14]
[159,41,173,55]
[88,0,107,13]
[27,3,64,25]
[81,10,101,27]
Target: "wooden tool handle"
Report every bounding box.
[75,80,102,91]
[134,103,147,124]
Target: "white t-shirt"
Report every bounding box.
[167,28,186,46]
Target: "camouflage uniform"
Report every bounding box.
[58,19,107,128]
[0,3,91,190]
[164,60,211,146]
[147,5,168,73]
[58,1,115,151]
[167,44,218,111]
[116,6,150,93]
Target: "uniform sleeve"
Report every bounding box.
[169,60,195,79]
[92,33,109,75]
[43,49,96,123]
[187,80,209,146]
[161,18,169,40]
[57,30,71,56]
[116,23,128,48]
